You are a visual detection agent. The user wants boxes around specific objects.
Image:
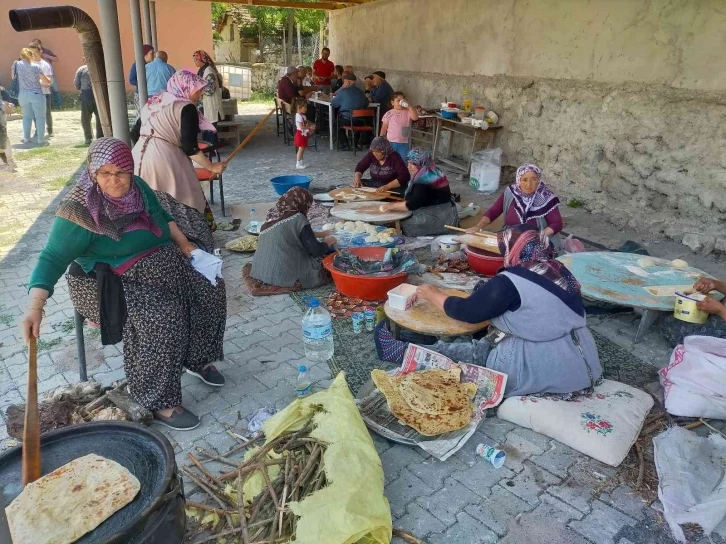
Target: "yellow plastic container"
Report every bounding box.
[674,292,708,324]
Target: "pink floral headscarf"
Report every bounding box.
[142,70,216,132]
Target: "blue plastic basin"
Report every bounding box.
[440,109,459,120]
[270,175,312,195]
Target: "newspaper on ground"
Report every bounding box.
[358,344,507,461]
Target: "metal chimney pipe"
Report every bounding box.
[8,6,112,137]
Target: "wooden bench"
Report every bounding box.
[216,120,243,146]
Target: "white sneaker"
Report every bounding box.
[296,161,308,170]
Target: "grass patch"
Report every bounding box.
[0,314,12,326]
[567,199,585,208]
[37,337,63,351]
[13,146,58,161]
[45,176,74,191]
[243,91,275,105]
[53,318,75,334]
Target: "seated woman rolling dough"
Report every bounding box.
[660,277,726,347]
[251,188,336,289]
[21,138,227,431]
[352,137,410,195]
[379,148,459,237]
[468,163,564,253]
[375,224,603,399]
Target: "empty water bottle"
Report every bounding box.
[249,208,257,230]
[400,99,409,108]
[301,297,334,362]
[296,365,312,397]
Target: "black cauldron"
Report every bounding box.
[0,421,185,543]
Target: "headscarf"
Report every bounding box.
[404,148,449,196]
[509,163,560,222]
[193,50,212,76]
[142,70,216,132]
[260,187,314,232]
[370,137,393,159]
[56,138,161,241]
[498,224,580,299]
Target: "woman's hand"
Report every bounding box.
[20,309,43,344]
[180,241,197,258]
[466,216,491,234]
[209,162,226,175]
[352,177,362,188]
[416,284,442,302]
[315,230,333,239]
[324,235,337,246]
[375,185,390,193]
[691,277,719,295]
[697,296,726,319]
[379,203,394,212]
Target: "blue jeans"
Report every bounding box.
[18,91,46,143]
[390,142,410,161]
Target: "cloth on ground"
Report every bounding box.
[189,249,223,285]
[243,262,301,296]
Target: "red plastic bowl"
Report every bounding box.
[323,247,408,300]
[464,246,505,276]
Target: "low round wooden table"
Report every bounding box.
[384,288,488,339]
[330,202,412,234]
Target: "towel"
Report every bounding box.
[190,249,223,286]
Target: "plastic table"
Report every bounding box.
[558,251,716,343]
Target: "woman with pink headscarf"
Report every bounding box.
[468,163,564,252]
[132,70,225,252]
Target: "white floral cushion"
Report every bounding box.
[496,379,654,467]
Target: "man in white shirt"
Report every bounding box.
[28,43,54,139]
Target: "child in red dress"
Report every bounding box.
[293,97,315,170]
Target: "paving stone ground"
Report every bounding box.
[1,106,724,543]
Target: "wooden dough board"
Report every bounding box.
[330,202,412,223]
[329,187,386,202]
[454,233,501,255]
[385,288,489,337]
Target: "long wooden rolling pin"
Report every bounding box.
[445,225,498,240]
[222,108,276,166]
[23,336,41,486]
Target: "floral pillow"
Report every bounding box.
[497,380,653,467]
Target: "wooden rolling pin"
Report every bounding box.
[222,108,276,166]
[445,225,497,240]
[23,336,41,486]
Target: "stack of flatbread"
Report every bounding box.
[371,368,478,436]
[6,454,140,544]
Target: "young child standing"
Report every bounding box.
[293,97,315,170]
[381,92,419,160]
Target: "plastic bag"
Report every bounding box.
[659,336,726,418]
[469,148,502,194]
[654,426,726,543]
[562,234,585,253]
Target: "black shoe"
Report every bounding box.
[186,365,225,387]
[154,406,200,430]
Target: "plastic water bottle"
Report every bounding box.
[301,297,334,362]
[296,365,312,398]
[249,208,257,230]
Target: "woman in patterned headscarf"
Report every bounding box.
[468,163,564,252]
[21,138,227,431]
[378,147,459,236]
[352,137,410,194]
[375,224,601,399]
[192,50,223,141]
[132,70,225,253]
[251,187,337,289]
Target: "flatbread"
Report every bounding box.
[7,454,141,544]
[371,369,477,436]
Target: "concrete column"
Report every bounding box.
[149,0,158,51]
[130,0,148,105]
[97,0,130,144]
[140,0,152,46]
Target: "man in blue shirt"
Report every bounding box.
[145,51,176,96]
[331,73,370,149]
[369,71,394,115]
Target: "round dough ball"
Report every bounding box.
[322,223,335,231]
[671,259,689,269]
[637,258,655,267]
[364,235,378,243]
[334,222,345,230]
[343,223,356,232]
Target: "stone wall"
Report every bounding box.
[331,0,726,251]
[252,63,284,94]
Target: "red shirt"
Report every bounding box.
[313,58,334,85]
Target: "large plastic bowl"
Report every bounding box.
[323,247,408,300]
[270,175,312,196]
[464,245,505,276]
[440,109,459,120]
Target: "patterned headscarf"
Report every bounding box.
[509,163,560,222]
[142,70,216,132]
[193,50,212,69]
[498,224,580,298]
[370,137,393,159]
[56,138,161,241]
[261,187,314,232]
[405,148,449,196]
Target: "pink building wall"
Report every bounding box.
[0,0,213,92]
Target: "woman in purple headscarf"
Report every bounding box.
[21,137,227,431]
[468,163,564,252]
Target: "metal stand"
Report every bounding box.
[634,308,663,344]
[74,309,88,382]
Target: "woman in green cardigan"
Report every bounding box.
[20,138,227,431]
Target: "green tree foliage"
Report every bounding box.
[212,2,325,39]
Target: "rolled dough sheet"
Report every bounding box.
[643,285,694,297]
